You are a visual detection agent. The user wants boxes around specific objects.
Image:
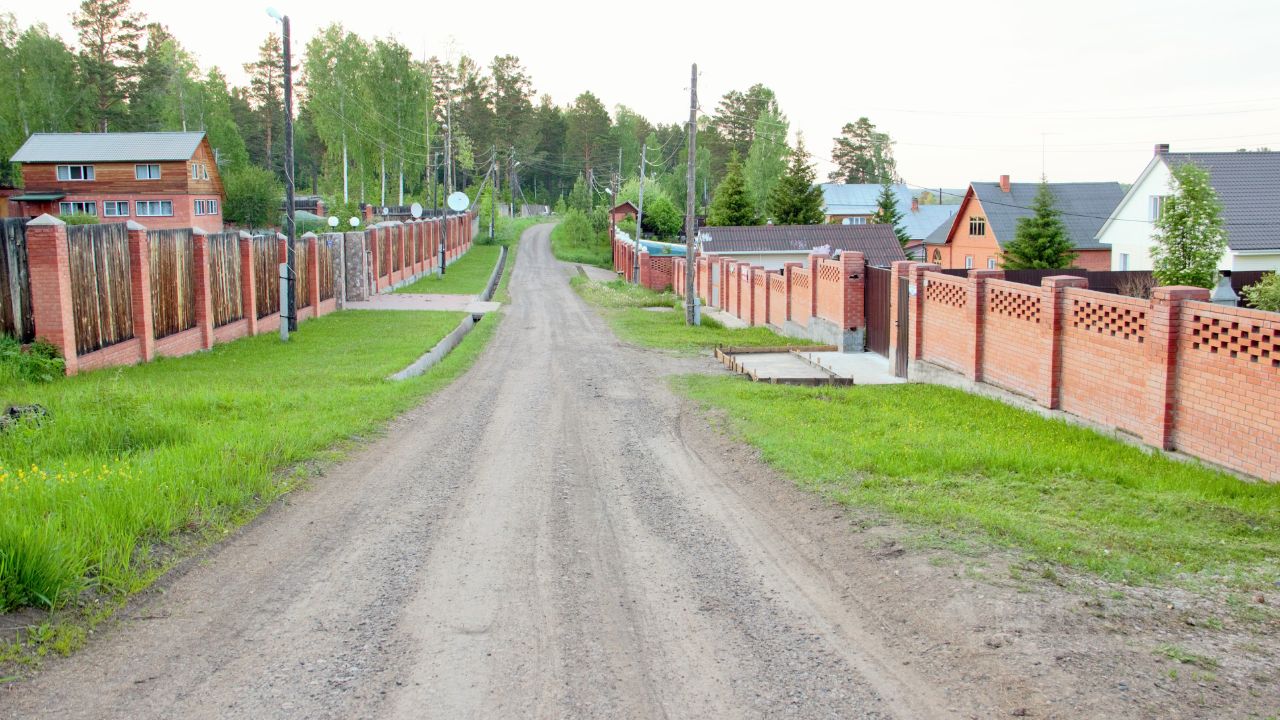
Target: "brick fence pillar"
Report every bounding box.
[303,232,321,313]
[746,266,758,325]
[239,231,258,335]
[907,262,940,362]
[1038,275,1089,409]
[25,214,78,374]
[127,221,156,362]
[191,227,214,350]
[841,251,866,334]
[638,250,651,288]
[807,252,828,323]
[783,262,802,321]
[967,269,1004,381]
[1144,285,1211,448]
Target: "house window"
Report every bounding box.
[1148,195,1168,221]
[968,216,986,236]
[136,164,161,180]
[841,217,868,225]
[1118,253,1130,271]
[102,201,130,217]
[191,162,210,180]
[56,165,95,181]
[136,200,173,217]
[964,255,974,269]
[194,199,220,215]
[58,201,97,216]
[987,257,997,270]
[201,164,209,180]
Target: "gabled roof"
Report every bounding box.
[821,183,913,215]
[1163,152,1279,251]
[700,224,907,267]
[899,204,959,242]
[970,181,1125,250]
[11,131,207,163]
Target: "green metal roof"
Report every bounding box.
[9,193,66,201]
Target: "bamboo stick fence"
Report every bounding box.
[207,231,243,327]
[66,224,133,355]
[148,229,196,339]
[0,218,33,342]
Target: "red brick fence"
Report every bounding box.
[891,262,1280,482]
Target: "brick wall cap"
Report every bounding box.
[276,232,287,240]
[1041,275,1089,288]
[967,269,1004,278]
[300,231,318,239]
[26,213,65,227]
[1152,285,1212,301]
[126,220,148,232]
[238,230,253,239]
[190,226,208,236]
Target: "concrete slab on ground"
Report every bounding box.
[345,294,501,315]
[797,352,905,385]
[577,264,619,283]
[706,308,748,329]
[732,352,836,382]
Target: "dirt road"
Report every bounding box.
[4,225,1271,719]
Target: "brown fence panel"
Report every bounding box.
[318,237,336,301]
[0,219,34,342]
[67,223,133,354]
[865,266,893,357]
[208,231,243,327]
[253,235,281,318]
[148,229,196,339]
[293,239,310,308]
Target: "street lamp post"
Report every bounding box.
[268,7,296,336]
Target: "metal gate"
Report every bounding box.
[895,277,909,378]
[865,266,893,356]
[710,262,720,307]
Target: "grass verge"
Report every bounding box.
[674,377,1280,589]
[571,277,797,353]
[394,244,500,295]
[0,310,472,615]
[550,212,610,268]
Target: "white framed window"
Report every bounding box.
[1148,195,1168,221]
[56,165,95,181]
[59,201,97,215]
[201,164,209,180]
[964,255,974,269]
[987,257,997,270]
[194,199,220,215]
[968,216,986,236]
[841,216,869,225]
[102,201,130,217]
[136,200,173,216]
[191,162,210,180]
[1118,253,1130,271]
[136,164,161,180]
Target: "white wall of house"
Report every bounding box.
[714,251,811,271]
[1100,158,1280,273]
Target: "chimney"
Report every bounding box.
[911,197,920,212]
[1154,143,1170,156]
[999,174,1011,193]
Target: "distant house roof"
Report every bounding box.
[968,181,1125,251]
[899,204,959,242]
[1158,152,1279,251]
[821,183,959,241]
[11,131,207,163]
[700,224,907,267]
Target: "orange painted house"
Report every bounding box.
[923,175,1124,270]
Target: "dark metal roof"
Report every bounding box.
[700,224,908,266]
[1165,152,1280,251]
[11,132,206,163]
[971,181,1125,251]
[9,193,66,201]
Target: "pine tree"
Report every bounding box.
[567,174,590,212]
[766,138,825,225]
[1151,163,1227,288]
[707,152,760,226]
[1001,180,1076,269]
[871,180,910,246]
[73,0,144,132]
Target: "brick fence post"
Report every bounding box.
[1038,275,1088,409]
[783,262,801,321]
[366,226,379,291]
[748,266,760,325]
[25,214,78,374]
[967,269,1003,382]
[841,251,866,336]
[907,262,940,362]
[1144,285,1210,449]
[760,267,771,326]
[807,252,828,324]
[191,227,214,350]
[239,231,257,335]
[127,221,156,362]
[638,250,651,288]
[303,232,321,313]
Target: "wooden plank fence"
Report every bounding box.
[66,223,133,355]
[318,237,336,301]
[293,239,309,308]
[0,218,34,342]
[207,231,243,327]
[148,229,196,339]
[253,235,280,318]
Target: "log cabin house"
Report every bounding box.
[9,131,225,231]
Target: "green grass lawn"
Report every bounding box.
[571,277,797,354]
[0,310,479,613]
[394,244,500,295]
[550,217,611,268]
[676,377,1280,589]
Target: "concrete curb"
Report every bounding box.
[388,314,478,381]
[481,245,509,302]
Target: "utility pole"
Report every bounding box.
[632,143,646,284]
[684,63,699,325]
[488,150,496,242]
[444,72,454,195]
[509,146,517,219]
[268,8,297,337]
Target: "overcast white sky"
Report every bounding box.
[13,0,1280,189]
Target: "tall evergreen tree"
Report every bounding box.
[73,0,144,132]
[871,180,910,246]
[1150,163,1227,288]
[1001,180,1076,269]
[567,173,590,212]
[242,33,287,176]
[563,91,612,185]
[744,106,789,218]
[766,138,824,225]
[828,117,897,184]
[707,152,760,226]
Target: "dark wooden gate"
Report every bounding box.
[895,277,909,378]
[865,266,893,357]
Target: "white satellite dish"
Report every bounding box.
[410,202,424,219]
[348,217,360,228]
[381,206,390,215]
[446,191,469,212]
[327,216,339,228]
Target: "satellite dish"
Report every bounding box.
[348,217,360,228]
[381,206,390,215]
[446,191,469,212]
[327,216,339,228]
[410,202,423,219]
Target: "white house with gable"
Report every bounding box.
[1097,144,1280,271]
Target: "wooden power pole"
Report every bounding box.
[684,63,699,325]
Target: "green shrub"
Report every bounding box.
[0,337,65,384]
[550,210,611,268]
[1242,272,1280,312]
[58,213,99,226]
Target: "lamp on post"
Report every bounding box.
[267,6,296,336]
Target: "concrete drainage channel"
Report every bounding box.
[389,245,508,381]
